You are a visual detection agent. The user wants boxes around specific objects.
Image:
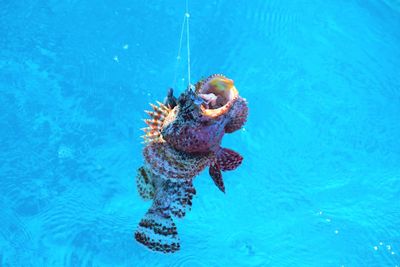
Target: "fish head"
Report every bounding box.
[161,75,247,153]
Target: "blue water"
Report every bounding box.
[1,0,400,266]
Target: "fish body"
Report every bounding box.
[135,74,248,253]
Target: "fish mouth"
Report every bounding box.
[196,74,239,118]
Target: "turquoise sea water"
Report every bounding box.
[1,0,400,266]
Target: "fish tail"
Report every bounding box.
[134,209,180,253]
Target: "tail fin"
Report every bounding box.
[134,210,180,253]
[135,177,197,253]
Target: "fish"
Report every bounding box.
[135,74,248,253]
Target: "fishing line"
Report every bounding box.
[172,0,192,90]
[185,0,191,87]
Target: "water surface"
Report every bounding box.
[0,0,399,266]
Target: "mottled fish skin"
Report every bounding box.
[135,142,209,253]
[135,74,248,253]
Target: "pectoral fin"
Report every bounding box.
[209,164,225,193]
[216,147,243,171]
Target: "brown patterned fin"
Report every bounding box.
[216,147,243,171]
[135,176,197,253]
[209,164,225,193]
[136,166,155,200]
[135,210,180,253]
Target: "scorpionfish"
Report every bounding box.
[135,74,248,253]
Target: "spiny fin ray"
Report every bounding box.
[141,101,172,144]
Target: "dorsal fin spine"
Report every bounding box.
[141,101,172,144]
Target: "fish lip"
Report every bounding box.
[196,74,239,118]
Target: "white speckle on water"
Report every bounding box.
[391,251,395,255]
[326,218,331,222]
[387,245,391,250]
[373,246,378,251]
[379,242,383,245]
[123,44,129,50]
[113,56,119,62]
[58,145,74,159]
[334,230,339,234]
[318,211,323,215]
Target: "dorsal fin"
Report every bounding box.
[141,101,172,144]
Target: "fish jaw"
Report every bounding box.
[196,74,239,119]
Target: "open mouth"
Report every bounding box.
[196,74,238,118]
